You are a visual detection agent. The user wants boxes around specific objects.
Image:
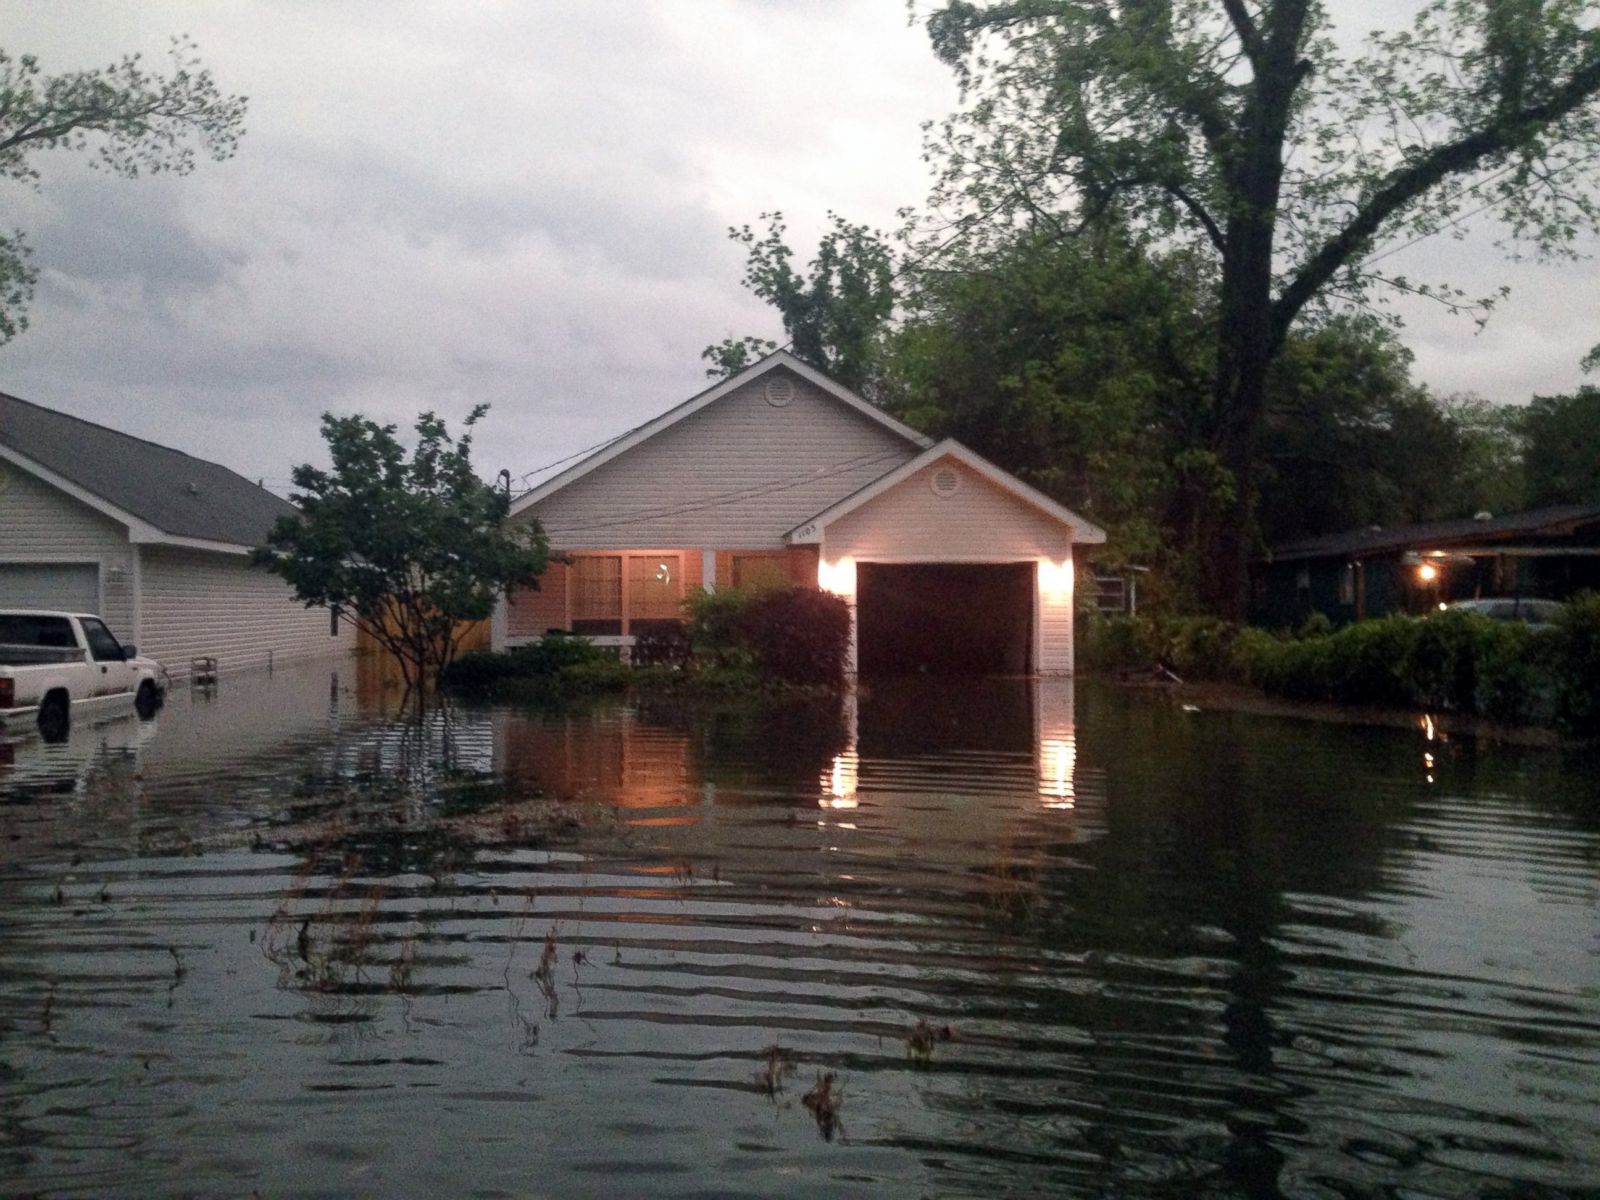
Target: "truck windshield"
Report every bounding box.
[0,615,78,648]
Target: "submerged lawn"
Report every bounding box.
[2,663,1598,1198]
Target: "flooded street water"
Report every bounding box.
[2,662,1598,1198]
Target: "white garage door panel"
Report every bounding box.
[0,563,100,612]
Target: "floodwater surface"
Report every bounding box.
[2,663,1598,1198]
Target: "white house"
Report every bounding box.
[497,353,1105,675]
[0,391,354,676]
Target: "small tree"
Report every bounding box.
[0,37,247,346]
[255,406,549,699]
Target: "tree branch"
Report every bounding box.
[1274,45,1600,343]
[1220,0,1265,67]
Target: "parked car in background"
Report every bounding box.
[1440,597,1565,626]
[0,611,166,742]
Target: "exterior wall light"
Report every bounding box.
[818,557,856,598]
[1038,558,1074,601]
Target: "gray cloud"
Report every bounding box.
[1,0,1596,499]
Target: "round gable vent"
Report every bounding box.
[929,464,962,499]
[764,376,795,407]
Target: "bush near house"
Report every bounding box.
[442,633,630,696]
[443,585,854,698]
[1079,595,1600,735]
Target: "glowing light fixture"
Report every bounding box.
[818,557,856,598]
[1416,562,1439,583]
[1038,558,1073,601]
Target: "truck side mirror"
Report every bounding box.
[122,644,138,660]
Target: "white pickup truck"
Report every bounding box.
[0,611,166,742]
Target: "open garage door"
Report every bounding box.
[856,562,1033,677]
[0,562,99,612]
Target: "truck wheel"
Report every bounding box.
[135,681,161,720]
[38,693,70,743]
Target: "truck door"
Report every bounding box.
[80,618,136,698]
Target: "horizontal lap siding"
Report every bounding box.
[824,459,1074,561]
[523,373,919,550]
[0,466,135,634]
[138,547,354,676]
[1038,572,1075,674]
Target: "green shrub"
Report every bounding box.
[441,632,623,693]
[1078,614,1161,671]
[737,587,852,686]
[1553,593,1600,736]
[684,587,755,670]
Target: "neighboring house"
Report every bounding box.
[0,391,355,676]
[498,353,1105,675]
[1251,503,1600,627]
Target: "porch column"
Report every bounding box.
[701,549,717,593]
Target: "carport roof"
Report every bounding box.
[784,439,1107,545]
[0,390,298,552]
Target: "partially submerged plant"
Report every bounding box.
[802,1071,844,1141]
[756,1043,795,1097]
[907,1018,955,1064]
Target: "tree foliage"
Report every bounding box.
[1257,319,1526,544]
[0,37,246,346]
[918,0,1600,614]
[1521,386,1600,505]
[254,407,550,698]
[703,211,896,392]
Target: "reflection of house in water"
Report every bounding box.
[489,678,1104,848]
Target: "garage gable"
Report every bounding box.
[789,440,1104,561]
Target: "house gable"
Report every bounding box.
[789,440,1106,560]
[517,359,927,550]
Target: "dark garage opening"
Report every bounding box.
[856,562,1034,677]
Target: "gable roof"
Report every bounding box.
[509,350,933,516]
[1263,503,1600,563]
[785,438,1107,545]
[0,390,298,552]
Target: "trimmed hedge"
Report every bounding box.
[687,585,852,687]
[1080,595,1600,735]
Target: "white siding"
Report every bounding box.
[522,371,919,550]
[0,463,135,634]
[138,546,354,676]
[823,458,1075,561]
[1037,565,1076,675]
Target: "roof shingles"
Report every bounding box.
[0,391,296,548]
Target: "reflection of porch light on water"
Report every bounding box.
[820,750,859,808]
[1039,736,1076,808]
[817,557,856,598]
[1038,558,1073,601]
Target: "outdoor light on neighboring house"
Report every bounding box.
[1417,561,1439,583]
[817,557,856,598]
[1038,558,1073,601]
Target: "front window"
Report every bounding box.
[627,554,681,623]
[732,553,789,592]
[571,556,622,635]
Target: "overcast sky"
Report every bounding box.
[4,2,1597,495]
